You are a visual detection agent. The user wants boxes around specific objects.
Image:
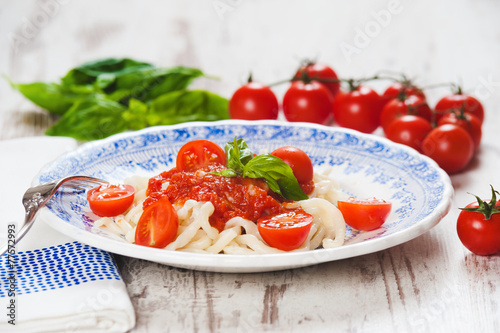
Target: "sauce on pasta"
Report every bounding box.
[144,165,309,232]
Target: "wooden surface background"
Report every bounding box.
[1,1,500,332]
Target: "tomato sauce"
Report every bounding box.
[145,165,286,231]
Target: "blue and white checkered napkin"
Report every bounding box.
[0,137,135,333]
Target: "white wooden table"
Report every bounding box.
[1,1,499,332]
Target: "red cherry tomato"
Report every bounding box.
[283,81,332,124]
[438,112,482,151]
[421,124,474,174]
[229,82,279,120]
[381,81,426,107]
[457,187,500,255]
[338,197,392,231]
[135,196,179,248]
[380,95,432,132]
[332,85,383,134]
[385,115,433,153]
[87,184,135,217]
[270,146,313,184]
[176,140,226,172]
[294,62,340,98]
[434,93,484,124]
[257,210,313,251]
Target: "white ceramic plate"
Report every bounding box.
[36,120,453,273]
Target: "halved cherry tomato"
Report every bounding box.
[135,196,178,248]
[176,140,226,172]
[270,146,314,184]
[257,210,313,251]
[87,184,135,217]
[338,197,391,231]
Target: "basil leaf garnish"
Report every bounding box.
[214,138,308,201]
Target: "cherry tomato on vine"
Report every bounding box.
[337,197,392,231]
[332,85,383,134]
[438,111,482,151]
[380,94,432,132]
[385,115,432,153]
[421,124,474,174]
[294,62,340,98]
[176,140,226,172]
[229,82,279,120]
[135,196,179,248]
[257,210,313,251]
[457,185,500,256]
[381,81,426,107]
[434,93,484,124]
[271,146,314,184]
[87,184,135,217]
[283,81,333,124]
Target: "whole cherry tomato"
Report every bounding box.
[229,82,279,120]
[381,81,426,107]
[434,92,484,124]
[283,81,333,124]
[457,185,500,255]
[294,62,340,98]
[438,110,482,151]
[421,124,474,174]
[380,94,432,132]
[385,115,433,153]
[271,146,314,194]
[332,85,383,134]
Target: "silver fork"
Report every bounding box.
[1,175,108,256]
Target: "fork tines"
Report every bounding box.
[63,176,108,191]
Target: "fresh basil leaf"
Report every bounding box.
[45,94,128,141]
[106,88,136,102]
[243,154,308,201]
[147,89,229,126]
[216,169,239,178]
[61,58,153,88]
[232,138,254,166]
[213,137,308,201]
[4,77,86,115]
[223,137,254,172]
[123,98,148,130]
[61,59,202,104]
[115,66,204,103]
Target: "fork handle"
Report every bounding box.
[0,212,36,257]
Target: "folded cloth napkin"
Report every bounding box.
[0,137,136,333]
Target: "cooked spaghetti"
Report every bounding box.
[92,166,347,254]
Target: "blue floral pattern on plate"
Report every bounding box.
[34,120,453,273]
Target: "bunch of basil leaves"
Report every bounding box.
[5,58,229,140]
